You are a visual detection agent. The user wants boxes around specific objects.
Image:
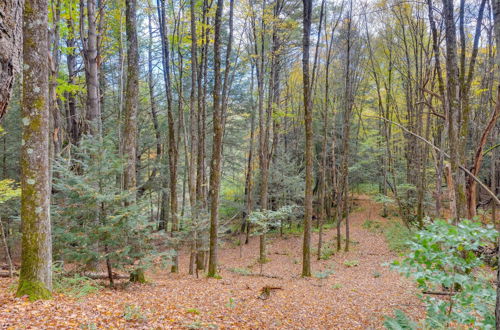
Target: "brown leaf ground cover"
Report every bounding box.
[0,196,424,329]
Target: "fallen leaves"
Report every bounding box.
[0,195,424,329]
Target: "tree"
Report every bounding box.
[81,0,101,136]
[207,0,224,278]
[123,0,139,194]
[0,0,24,120]
[301,0,313,277]
[16,0,52,301]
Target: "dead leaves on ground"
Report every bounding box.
[0,195,423,329]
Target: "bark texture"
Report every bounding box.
[0,0,24,121]
[123,0,139,193]
[208,0,224,277]
[17,0,52,301]
[301,0,313,277]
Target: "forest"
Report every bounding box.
[0,0,499,328]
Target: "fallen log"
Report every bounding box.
[0,270,18,277]
[83,272,129,280]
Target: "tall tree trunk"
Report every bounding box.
[301,0,313,277]
[207,0,224,278]
[123,0,139,195]
[17,0,52,301]
[66,12,80,145]
[157,0,179,272]
[442,0,466,221]
[244,65,256,245]
[0,0,24,121]
[81,0,101,136]
[490,0,500,325]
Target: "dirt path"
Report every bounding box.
[0,195,423,329]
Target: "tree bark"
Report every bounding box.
[81,0,101,136]
[0,0,24,121]
[17,0,52,301]
[123,0,139,195]
[442,0,466,221]
[207,0,224,278]
[301,0,313,277]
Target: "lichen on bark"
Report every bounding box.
[16,0,52,301]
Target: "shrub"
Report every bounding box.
[388,219,498,329]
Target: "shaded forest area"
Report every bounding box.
[0,0,499,328]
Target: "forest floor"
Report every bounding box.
[0,195,424,329]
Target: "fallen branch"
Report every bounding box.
[422,291,456,296]
[83,272,129,280]
[258,286,283,300]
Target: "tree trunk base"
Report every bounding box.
[16,279,51,301]
[129,268,146,283]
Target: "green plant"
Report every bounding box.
[228,267,252,276]
[389,219,498,329]
[343,260,359,267]
[226,297,236,308]
[123,304,146,322]
[52,136,173,284]
[384,221,412,253]
[384,309,417,330]
[372,271,381,278]
[320,246,335,260]
[79,323,97,330]
[314,264,335,279]
[331,283,342,289]
[186,308,200,315]
[53,267,102,298]
[362,219,382,233]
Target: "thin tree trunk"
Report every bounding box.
[301,0,313,277]
[123,0,139,195]
[207,0,224,278]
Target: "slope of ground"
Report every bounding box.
[0,195,423,329]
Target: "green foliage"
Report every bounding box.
[331,283,343,289]
[362,219,382,232]
[53,267,102,298]
[123,304,146,322]
[228,267,252,276]
[248,205,300,236]
[373,271,382,278]
[0,179,21,203]
[354,183,379,195]
[343,260,359,267]
[390,219,498,329]
[52,135,172,274]
[226,297,236,308]
[314,264,335,279]
[384,310,417,330]
[186,308,200,315]
[384,221,412,253]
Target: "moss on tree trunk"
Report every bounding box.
[16,0,52,301]
[129,268,146,283]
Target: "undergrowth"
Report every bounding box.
[53,270,102,298]
[384,221,412,253]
